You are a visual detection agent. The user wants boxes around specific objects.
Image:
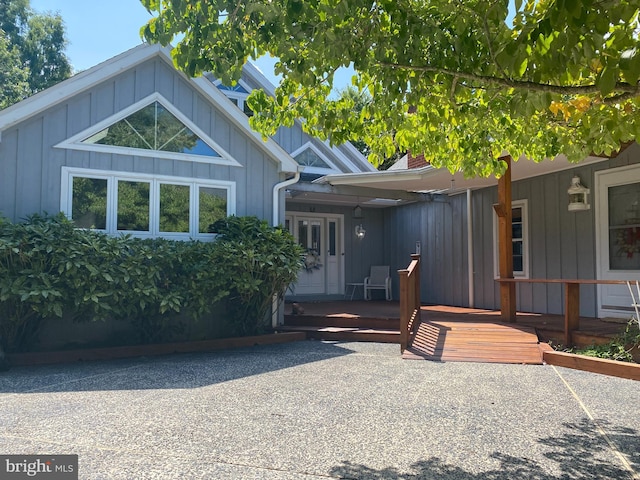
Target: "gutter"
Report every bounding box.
[272,169,302,226]
[271,169,302,328]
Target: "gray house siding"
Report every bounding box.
[0,56,283,223]
[383,147,640,316]
[385,195,469,305]
[471,151,640,317]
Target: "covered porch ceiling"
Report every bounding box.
[312,154,609,199]
[285,182,429,208]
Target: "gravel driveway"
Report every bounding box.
[1,340,639,479]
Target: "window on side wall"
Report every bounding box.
[493,199,529,278]
[62,167,235,240]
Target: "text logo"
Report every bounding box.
[0,455,78,479]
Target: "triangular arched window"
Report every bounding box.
[82,101,220,157]
[56,93,241,167]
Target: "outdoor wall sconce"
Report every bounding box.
[567,175,590,211]
[355,224,366,240]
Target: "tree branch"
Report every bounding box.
[376,61,640,97]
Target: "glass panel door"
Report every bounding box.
[596,166,640,317]
[295,218,325,294]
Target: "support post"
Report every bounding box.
[564,282,580,346]
[495,156,516,322]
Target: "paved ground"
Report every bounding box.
[0,340,639,479]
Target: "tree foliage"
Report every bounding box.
[141,0,640,176]
[0,0,71,108]
[337,86,405,170]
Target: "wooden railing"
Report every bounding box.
[398,254,421,353]
[496,278,629,346]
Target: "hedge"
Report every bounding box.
[0,213,303,354]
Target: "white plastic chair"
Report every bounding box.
[364,266,392,301]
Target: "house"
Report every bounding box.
[1,43,638,322]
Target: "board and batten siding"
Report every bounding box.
[385,194,469,306]
[0,57,282,223]
[384,148,640,317]
[472,149,640,317]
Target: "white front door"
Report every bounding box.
[285,213,344,295]
[596,165,640,317]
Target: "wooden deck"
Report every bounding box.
[283,302,631,364]
[402,320,547,364]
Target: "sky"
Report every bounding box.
[29,0,353,90]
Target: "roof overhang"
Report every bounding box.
[314,154,610,195]
[285,181,431,208]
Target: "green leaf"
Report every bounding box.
[620,49,640,85]
[597,66,617,97]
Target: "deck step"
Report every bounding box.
[402,320,545,364]
[277,325,400,343]
[284,314,398,330]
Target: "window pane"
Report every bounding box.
[512,241,523,256]
[298,220,308,248]
[513,255,523,272]
[609,182,640,270]
[72,177,107,229]
[329,221,336,256]
[294,149,330,168]
[160,184,190,233]
[117,181,150,231]
[512,207,522,222]
[512,224,523,239]
[311,222,321,253]
[83,102,220,157]
[199,187,227,233]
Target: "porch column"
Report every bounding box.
[494,155,516,322]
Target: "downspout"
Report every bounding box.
[467,188,474,308]
[271,169,302,328]
[272,170,301,226]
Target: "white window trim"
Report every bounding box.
[61,167,236,241]
[213,78,253,113]
[493,198,529,279]
[55,93,242,167]
[290,141,340,175]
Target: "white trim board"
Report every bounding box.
[55,93,242,167]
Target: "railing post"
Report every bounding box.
[399,254,422,354]
[398,269,409,353]
[411,254,421,319]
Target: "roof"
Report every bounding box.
[0,43,301,174]
[315,154,610,195]
[240,62,377,174]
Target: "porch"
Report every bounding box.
[280,301,632,364]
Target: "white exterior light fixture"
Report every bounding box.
[568,175,590,211]
[355,224,366,239]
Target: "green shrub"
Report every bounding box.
[558,319,640,363]
[0,213,302,352]
[121,238,228,344]
[0,213,116,351]
[211,216,304,336]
